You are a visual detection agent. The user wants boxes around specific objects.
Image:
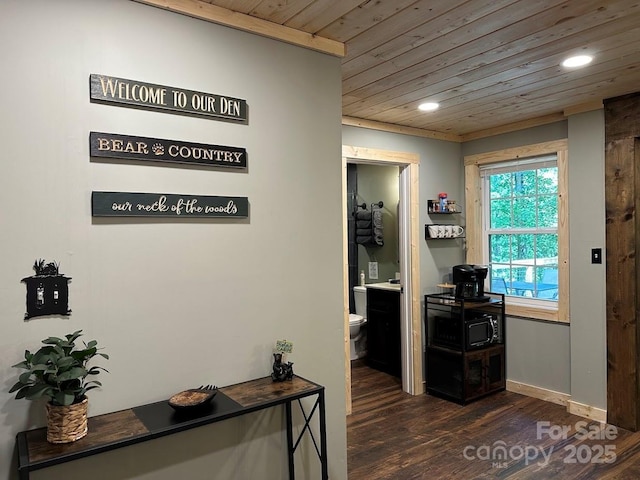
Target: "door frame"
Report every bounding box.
[342,145,422,414]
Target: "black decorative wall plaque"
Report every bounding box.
[90,74,248,123]
[22,260,71,320]
[92,192,249,218]
[90,132,247,169]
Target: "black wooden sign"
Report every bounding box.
[92,192,249,218]
[90,132,247,169]
[90,74,248,123]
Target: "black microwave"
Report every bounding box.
[432,314,499,350]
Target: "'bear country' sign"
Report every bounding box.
[90,132,247,169]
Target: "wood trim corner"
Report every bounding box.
[506,380,570,406]
[342,116,462,143]
[556,147,570,323]
[133,0,346,57]
[568,400,608,423]
[464,139,568,166]
[409,162,423,395]
[563,100,604,117]
[342,157,352,415]
[342,145,420,164]
[460,113,566,142]
[507,380,607,423]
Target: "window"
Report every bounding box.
[483,157,558,301]
[464,140,569,323]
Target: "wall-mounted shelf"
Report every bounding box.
[425,224,465,240]
[428,199,460,214]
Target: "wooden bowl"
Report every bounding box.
[168,386,217,411]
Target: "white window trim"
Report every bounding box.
[464,139,569,323]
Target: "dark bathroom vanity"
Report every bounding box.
[366,284,402,378]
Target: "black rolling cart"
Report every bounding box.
[424,292,506,404]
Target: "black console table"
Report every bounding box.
[16,375,328,480]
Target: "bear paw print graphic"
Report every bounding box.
[152,143,164,156]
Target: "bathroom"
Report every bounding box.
[346,162,401,368]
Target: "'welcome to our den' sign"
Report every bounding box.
[92,192,249,218]
[90,74,248,123]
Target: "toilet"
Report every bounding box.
[349,286,368,360]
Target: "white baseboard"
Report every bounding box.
[506,380,607,422]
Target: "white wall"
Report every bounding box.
[568,109,606,409]
[0,2,346,479]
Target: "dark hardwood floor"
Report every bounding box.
[347,361,640,479]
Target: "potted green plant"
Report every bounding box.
[9,330,109,443]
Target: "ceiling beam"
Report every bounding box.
[133,0,346,57]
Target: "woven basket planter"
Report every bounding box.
[46,397,88,443]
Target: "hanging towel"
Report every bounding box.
[355,211,373,244]
[355,210,372,221]
[356,235,374,245]
[372,209,383,228]
[372,209,384,246]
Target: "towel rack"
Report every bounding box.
[353,201,384,247]
[354,201,382,214]
[352,202,367,216]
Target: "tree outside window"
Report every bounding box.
[484,161,559,300]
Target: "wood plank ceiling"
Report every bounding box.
[138,0,640,141]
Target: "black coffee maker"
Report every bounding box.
[452,264,490,301]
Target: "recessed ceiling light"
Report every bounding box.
[418,102,439,112]
[561,55,593,68]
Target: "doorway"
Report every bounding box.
[342,145,421,414]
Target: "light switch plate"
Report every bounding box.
[368,262,379,280]
[591,248,602,264]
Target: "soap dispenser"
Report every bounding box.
[360,270,365,286]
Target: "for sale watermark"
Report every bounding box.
[538,420,617,465]
[463,420,618,469]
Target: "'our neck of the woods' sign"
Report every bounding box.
[92,192,249,218]
[90,132,247,169]
[90,74,248,123]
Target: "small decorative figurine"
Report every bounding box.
[271,339,294,382]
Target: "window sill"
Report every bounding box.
[506,301,568,324]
